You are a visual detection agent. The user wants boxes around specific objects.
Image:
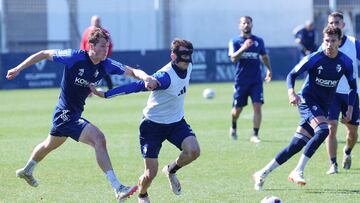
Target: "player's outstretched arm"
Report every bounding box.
[124,66,159,90]
[6,50,55,80]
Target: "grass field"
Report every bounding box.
[1,81,360,203]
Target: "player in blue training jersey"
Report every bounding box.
[228,16,272,143]
[89,38,200,203]
[252,26,357,190]
[6,28,158,202]
[321,12,360,174]
[293,20,318,59]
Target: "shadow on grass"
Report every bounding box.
[267,188,360,195]
[260,139,292,144]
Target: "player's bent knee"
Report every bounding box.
[315,123,329,140]
[93,132,107,147]
[185,148,200,160]
[143,170,157,181]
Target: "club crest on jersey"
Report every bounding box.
[317,66,323,74]
[94,69,99,77]
[312,105,318,111]
[336,64,342,72]
[78,68,84,76]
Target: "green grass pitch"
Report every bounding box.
[1,81,359,202]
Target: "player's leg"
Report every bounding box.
[230,106,242,140]
[16,134,67,187]
[343,123,358,169]
[253,124,312,190]
[250,82,264,143]
[164,120,200,195]
[138,158,158,203]
[171,136,200,167]
[290,115,328,185]
[79,123,137,201]
[230,83,247,140]
[342,95,359,170]
[251,102,262,143]
[325,93,342,174]
[138,118,165,201]
[326,120,339,174]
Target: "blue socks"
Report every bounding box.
[275,132,310,165]
[304,123,329,158]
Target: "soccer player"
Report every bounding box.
[321,12,360,174]
[6,28,158,202]
[228,16,272,143]
[252,26,357,190]
[81,15,114,90]
[293,20,318,59]
[89,38,200,203]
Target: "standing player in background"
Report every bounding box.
[322,11,360,174]
[7,28,158,202]
[81,15,114,90]
[253,26,356,190]
[228,16,272,143]
[89,38,200,203]
[293,20,318,59]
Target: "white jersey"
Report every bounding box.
[143,62,192,124]
[320,35,359,93]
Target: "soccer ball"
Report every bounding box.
[260,196,282,203]
[202,88,215,99]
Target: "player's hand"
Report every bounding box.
[264,70,272,83]
[288,91,300,106]
[341,106,353,124]
[6,67,21,80]
[88,83,105,98]
[144,76,160,91]
[242,38,253,50]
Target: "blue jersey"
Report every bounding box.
[294,27,317,51]
[228,35,266,84]
[53,49,126,114]
[287,51,357,111]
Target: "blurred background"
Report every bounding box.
[0,0,360,89]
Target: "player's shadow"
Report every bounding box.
[304,188,360,195]
[260,139,293,144]
[267,188,360,195]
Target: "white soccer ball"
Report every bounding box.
[260,196,282,203]
[202,88,215,99]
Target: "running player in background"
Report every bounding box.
[89,38,200,203]
[81,15,114,90]
[293,20,318,59]
[228,16,272,143]
[7,28,158,202]
[252,26,357,190]
[321,11,360,174]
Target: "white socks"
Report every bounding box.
[294,154,309,172]
[105,170,122,190]
[23,159,37,174]
[261,159,280,176]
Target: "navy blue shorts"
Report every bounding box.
[298,98,327,128]
[139,118,196,158]
[50,108,89,141]
[328,93,359,125]
[232,81,264,108]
